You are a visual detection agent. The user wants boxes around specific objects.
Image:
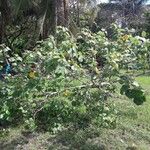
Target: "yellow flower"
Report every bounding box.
[95,67,100,74]
[63,90,70,97]
[121,34,129,41]
[29,71,36,79]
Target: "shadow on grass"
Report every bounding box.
[0,136,28,150]
[0,127,107,150]
[47,127,107,150]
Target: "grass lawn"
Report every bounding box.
[98,75,150,150]
[0,75,150,150]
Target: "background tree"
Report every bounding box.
[109,0,149,16]
[94,0,150,32]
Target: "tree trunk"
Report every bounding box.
[56,0,69,27]
[38,0,57,39]
[49,0,57,36]
[38,0,69,39]
[76,0,80,27]
[63,0,69,27]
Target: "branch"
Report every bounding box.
[33,83,100,120]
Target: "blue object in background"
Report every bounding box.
[0,62,12,80]
[5,63,11,74]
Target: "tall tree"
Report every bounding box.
[9,0,69,39]
[39,0,69,38]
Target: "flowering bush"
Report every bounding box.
[0,26,149,131]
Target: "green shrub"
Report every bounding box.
[0,26,149,132]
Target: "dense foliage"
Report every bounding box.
[0,26,149,132]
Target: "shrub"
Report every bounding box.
[0,26,149,132]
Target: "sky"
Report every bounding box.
[97,0,150,4]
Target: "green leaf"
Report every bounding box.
[141,31,147,38]
[133,96,146,105]
[120,84,130,95]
